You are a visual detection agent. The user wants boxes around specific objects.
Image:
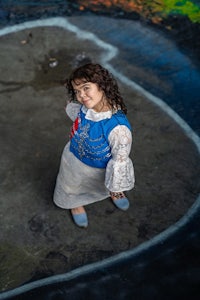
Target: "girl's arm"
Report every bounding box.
[105,125,135,192]
[65,102,81,121]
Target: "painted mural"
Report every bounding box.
[77,0,200,23]
[1,1,200,24]
[0,0,199,63]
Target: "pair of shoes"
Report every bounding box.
[110,192,130,211]
[71,210,88,228]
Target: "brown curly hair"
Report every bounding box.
[66,63,127,114]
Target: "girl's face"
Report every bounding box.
[72,80,108,112]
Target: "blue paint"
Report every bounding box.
[1,0,65,5]
[0,3,199,135]
[69,17,200,134]
[0,11,199,300]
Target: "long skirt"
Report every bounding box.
[53,142,110,209]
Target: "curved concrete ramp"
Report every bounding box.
[0,17,200,299]
[0,197,199,299]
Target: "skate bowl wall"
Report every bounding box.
[0,2,200,300]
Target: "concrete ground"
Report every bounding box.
[0,18,199,293]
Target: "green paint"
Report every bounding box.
[163,0,200,22]
[142,0,200,22]
[0,243,39,291]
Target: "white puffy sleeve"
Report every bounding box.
[105,125,135,192]
[65,102,81,121]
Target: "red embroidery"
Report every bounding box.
[70,116,79,139]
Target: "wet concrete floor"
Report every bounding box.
[0,17,199,298]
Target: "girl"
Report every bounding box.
[53,63,135,228]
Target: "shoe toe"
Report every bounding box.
[114,197,129,211]
[72,213,88,228]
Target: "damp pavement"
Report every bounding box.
[69,15,200,135]
[0,16,200,299]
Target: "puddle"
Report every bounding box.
[31,49,91,91]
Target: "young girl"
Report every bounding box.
[53,63,135,228]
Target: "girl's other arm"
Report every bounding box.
[65,102,81,121]
[105,125,135,192]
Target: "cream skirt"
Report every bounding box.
[53,142,110,209]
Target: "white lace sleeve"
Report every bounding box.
[65,102,81,121]
[105,125,135,192]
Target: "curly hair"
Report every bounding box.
[66,63,127,114]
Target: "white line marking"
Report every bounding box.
[0,17,199,153]
[0,17,199,299]
[107,64,200,153]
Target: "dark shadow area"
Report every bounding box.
[1,200,200,300]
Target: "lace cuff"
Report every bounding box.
[105,125,135,192]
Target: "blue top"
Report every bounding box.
[70,108,131,168]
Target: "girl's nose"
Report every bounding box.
[80,90,86,98]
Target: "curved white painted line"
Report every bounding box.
[0,17,199,154]
[0,17,199,299]
[0,194,199,300]
[0,17,118,62]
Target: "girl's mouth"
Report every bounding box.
[83,99,91,104]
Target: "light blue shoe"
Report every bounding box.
[110,192,130,211]
[71,212,88,228]
[113,197,130,211]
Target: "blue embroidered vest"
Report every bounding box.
[70,108,131,168]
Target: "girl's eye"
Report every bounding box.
[74,86,90,95]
